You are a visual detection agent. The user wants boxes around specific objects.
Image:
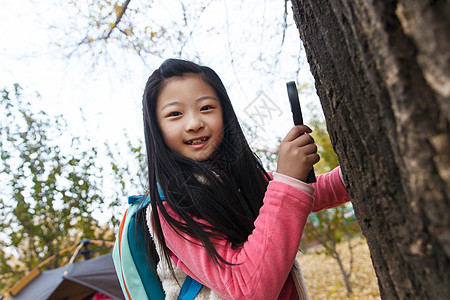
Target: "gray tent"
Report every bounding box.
[11,253,124,300]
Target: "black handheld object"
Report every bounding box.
[286,81,317,183]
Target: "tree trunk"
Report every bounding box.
[290,0,450,299]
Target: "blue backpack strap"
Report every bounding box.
[114,191,203,300]
[128,196,165,299]
[113,195,165,300]
[178,276,203,300]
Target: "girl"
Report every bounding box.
[138,58,350,299]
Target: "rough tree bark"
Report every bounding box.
[291,0,449,299]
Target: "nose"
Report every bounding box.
[185,113,204,132]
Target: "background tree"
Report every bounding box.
[0,85,125,290]
[291,0,450,298]
[46,0,305,106]
[304,204,359,294]
[303,107,361,294]
[57,0,294,65]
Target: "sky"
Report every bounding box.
[0,1,148,145]
[0,0,323,221]
[0,0,322,146]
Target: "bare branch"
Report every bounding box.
[273,0,289,70]
[224,0,248,99]
[105,0,132,40]
[347,233,354,278]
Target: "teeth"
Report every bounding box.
[187,138,207,145]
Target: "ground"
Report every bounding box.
[297,236,380,299]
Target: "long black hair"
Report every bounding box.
[137,58,271,272]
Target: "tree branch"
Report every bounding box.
[105,0,132,40]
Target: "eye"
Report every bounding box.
[200,105,214,111]
[167,111,182,117]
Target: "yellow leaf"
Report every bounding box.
[115,3,123,17]
[110,23,116,29]
[124,29,133,36]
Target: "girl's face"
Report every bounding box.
[156,75,224,161]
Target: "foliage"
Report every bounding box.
[104,133,148,197]
[0,85,119,290]
[307,103,340,174]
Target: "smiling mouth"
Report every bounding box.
[185,137,209,145]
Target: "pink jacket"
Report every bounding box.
[159,167,349,299]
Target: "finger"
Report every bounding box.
[306,152,321,165]
[290,133,315,147]
[301,143,318,155]
[282,125,312,142]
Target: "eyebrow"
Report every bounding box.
[160,96,219,110]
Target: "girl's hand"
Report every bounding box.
[276,125,320,182]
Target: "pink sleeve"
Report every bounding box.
[272,172,315,195]
[160,181,314,299]
[310,166,350,211]
[271,166,350,212]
